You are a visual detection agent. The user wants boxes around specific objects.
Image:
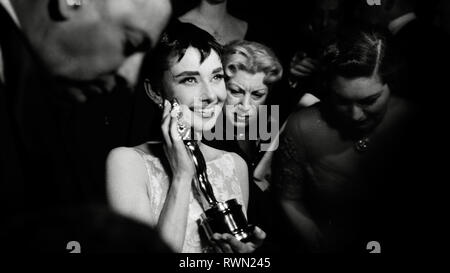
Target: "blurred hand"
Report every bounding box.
[210,226,266,253]
[289,51,320,78]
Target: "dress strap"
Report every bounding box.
[132,147,153,182]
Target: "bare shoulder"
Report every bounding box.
[178,9,198,24]
[106,146,156,225]
[107,142,165,172]
[106,146,151,188]
[107,146,142,168]
[229,15,248,34]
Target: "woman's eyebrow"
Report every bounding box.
[173,67,223,78]
[227,81,245,91]
[173,71,200,78]
[212,67,223,74]
[362,91,382,100]
[251,88,267,93]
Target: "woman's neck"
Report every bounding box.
[197,139,222,163]
[197,0,229,22]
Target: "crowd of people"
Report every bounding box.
[1,0,448,253]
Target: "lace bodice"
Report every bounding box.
[133,148,245,253]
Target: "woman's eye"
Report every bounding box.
[252,92,266,99]
[212,74,224,82]
[359,98,377,106]
[180,77,197,85]
[228,89,243,96]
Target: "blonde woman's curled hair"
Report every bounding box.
[222,40,283,86]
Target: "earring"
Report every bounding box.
[153,97,164,109]
[67,0,82,8]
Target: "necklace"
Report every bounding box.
[354,136,370,153]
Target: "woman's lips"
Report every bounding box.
[190,106,216,118]
[234,113,249,122]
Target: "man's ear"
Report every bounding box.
[144,79,164,108]
[48,0,82,21]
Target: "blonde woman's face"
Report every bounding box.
[224,71,269,128]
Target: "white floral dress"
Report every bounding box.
[133,148,245,253]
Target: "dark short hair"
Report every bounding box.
[146,21,223,93]
[321,27,396,85]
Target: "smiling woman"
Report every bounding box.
[105,22,266,253]
[162,46,226,131]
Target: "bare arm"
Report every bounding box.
[106,147,192,252]
[155,172,192,252]
[107,101,195,252]
[106,147,153,226]
[154,100,196,252]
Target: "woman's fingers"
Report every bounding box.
[214,227,267,253]
[161,100,172,147]
[212,234,233,253]
[292,63,313,73]
[291,58,319,76]
[290,68,310,78]
[220,242,233,253]
[221,234,248,253]
[209,239,223,253]
[169,104,183,146]
[307,58,320,67]
[301,58,319,70]
[252,226,267,247]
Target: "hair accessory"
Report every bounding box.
[373,39,382,75]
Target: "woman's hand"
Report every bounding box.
[161,100,195,181]
[210,226,266,253]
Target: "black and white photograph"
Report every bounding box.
[1,0,448,268]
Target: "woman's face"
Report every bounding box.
[224,71,269,128]
[162,47,227,132]
[330,75,390,133]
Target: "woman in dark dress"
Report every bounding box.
[273,28,416,252]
